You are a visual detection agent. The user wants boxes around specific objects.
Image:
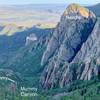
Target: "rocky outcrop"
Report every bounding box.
[25,33,38,45]
[40,4,100,89]
[41,4,96,66]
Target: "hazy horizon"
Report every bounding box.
[0,3,99,7]
[0,0,100,6]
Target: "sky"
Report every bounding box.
[0,0,100,5]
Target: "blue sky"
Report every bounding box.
[0,0,100,5]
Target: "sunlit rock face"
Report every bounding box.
[64,3,96,18]
[40,4,98,89]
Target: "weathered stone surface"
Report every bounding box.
[40,4,99,89]
[25,33,38,46]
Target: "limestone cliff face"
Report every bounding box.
[40,4,99,89]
